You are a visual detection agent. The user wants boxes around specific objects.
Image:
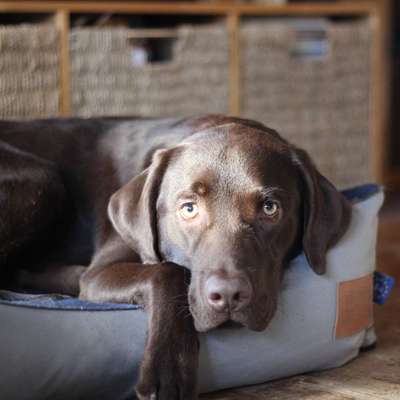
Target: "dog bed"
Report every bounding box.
[0,184,384,400]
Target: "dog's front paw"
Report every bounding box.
[135,334,199,400]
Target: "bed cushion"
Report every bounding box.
[0,184,384,400]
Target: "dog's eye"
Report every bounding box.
[179,202,199,220]
[263,199,279,217]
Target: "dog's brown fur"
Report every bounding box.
[0,115,351,399]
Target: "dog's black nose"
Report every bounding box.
[205,274,252,313]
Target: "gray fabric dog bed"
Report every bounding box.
[0,184,384,400]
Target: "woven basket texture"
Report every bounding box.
[241,19,371,189]
[70,23,229,117]
[0,24,59,118]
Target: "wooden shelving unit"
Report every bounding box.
[0,0,391,183]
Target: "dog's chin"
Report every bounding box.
[195,318,244,332]
[232,312,272,332]
[192,310,229,332]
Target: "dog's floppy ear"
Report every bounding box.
[108,149,172,263]
[292,148,351,275]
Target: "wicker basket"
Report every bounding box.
[70,23,229,117]
[241,19,371,188]
[0,24,60,119]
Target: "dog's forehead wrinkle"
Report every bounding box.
[174,143,260,195]
[216,145,264,191]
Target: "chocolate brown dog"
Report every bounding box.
[0,115,350,399]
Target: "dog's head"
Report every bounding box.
[108,116,351,332]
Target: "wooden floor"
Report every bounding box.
[201,192,400,400]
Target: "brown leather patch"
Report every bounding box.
[335,274,373,339]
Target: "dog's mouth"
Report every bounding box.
[192,311,271,332]
[190,304,268,332]
[190,296,276,333]
[217,320,244,330]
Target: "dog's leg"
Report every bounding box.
[80,237,199,400]
[16,265,86,295]
[0,142,67,288]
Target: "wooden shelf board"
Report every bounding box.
[237,2,376,16]
[0,1,376,16]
